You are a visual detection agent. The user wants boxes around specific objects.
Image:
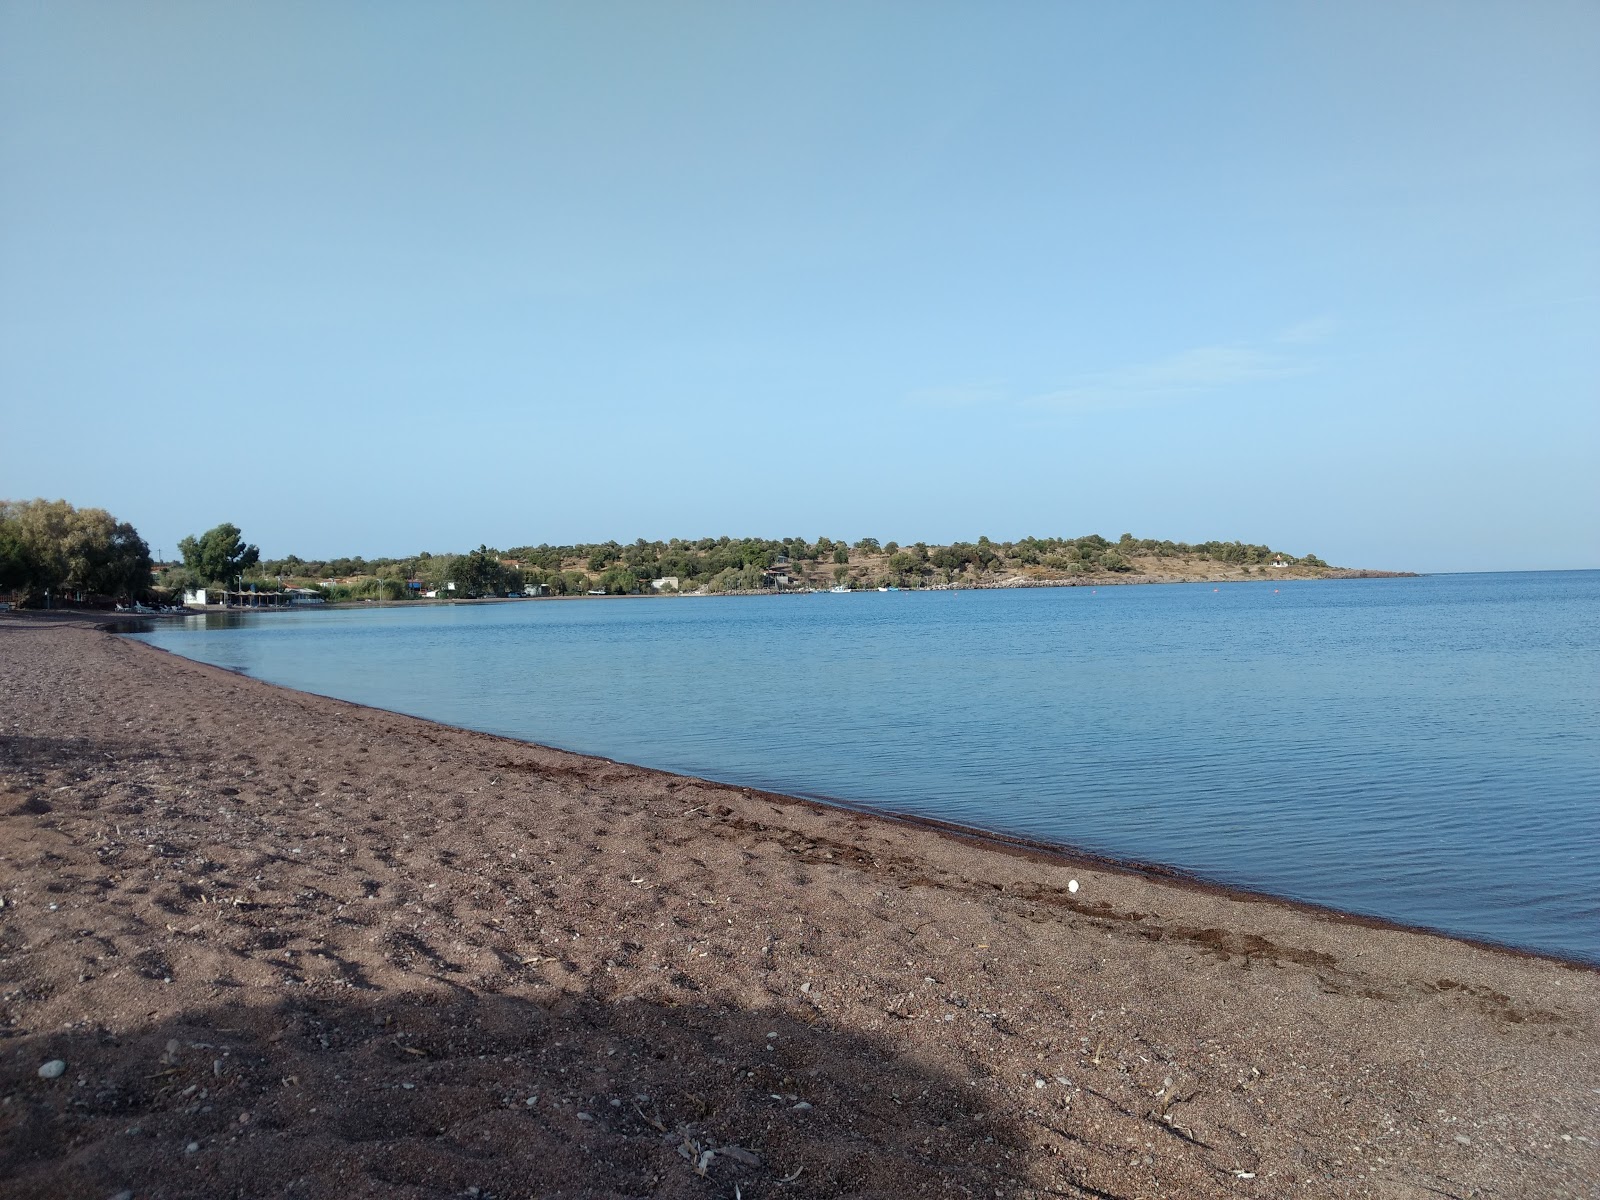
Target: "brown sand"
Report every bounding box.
[0,614,1595,1200]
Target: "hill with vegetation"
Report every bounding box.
[2,502,1401,609]
[238,533,1377,601]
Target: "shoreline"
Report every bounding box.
[116,613,1589,970]
[3,613,1596,1197]
[145,566,1425,613]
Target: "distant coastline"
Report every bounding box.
[292,565,1419,609]
[168,531,1391,606]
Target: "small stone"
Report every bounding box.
[109,1191,134,1200]
[1034,1078,1046,1089]
[185,1142,200,1153]
[576,1112,594,1121]
[37,1060,67,1080]
[1454,1134,1472,1145]
[525,1096,538,1107]
[401,1082,416,1090]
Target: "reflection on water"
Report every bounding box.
[128,573,1600,964]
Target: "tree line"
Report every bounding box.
[252,531,1329,597]
[0,503,1333,608]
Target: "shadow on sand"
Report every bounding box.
[0,981,1125,1200]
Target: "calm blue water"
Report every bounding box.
[128,572,1600,964]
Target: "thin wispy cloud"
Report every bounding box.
[1028,344,1314,413]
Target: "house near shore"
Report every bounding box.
[650,576,680,592]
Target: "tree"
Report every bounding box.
[73,513,152,596]
[0,512,31,598]
[0,498,152,602]
[450,545,505,597]
[598,565,637,595]
[179,523,260,585]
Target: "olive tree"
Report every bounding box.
[178,523,260,585]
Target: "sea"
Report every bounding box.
[126,571,1600,965]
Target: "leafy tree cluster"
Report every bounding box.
[504,536,832,595]
[178,523,260,586]
[0,499,152,604]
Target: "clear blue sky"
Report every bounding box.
[3,2,1595,572]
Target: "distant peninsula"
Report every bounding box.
[223,533,1414,603]
[0,504,1411,611]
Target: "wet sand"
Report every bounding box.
[1,613,1595,1198]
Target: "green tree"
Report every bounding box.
[75,513,152,596]
[178,523,260,585]
[0,503,39,594]
[597,565,637,594]
[0,498,152,601]
[450,545,505,597]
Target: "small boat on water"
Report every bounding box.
[876,586,901,592]
[829,585,851,593]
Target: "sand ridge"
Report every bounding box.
[0,614,1595,1198]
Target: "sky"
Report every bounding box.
[2,2,1596,572]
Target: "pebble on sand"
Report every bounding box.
[37,1060,67,1080]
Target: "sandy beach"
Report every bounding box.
[1,614,1594,1199]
